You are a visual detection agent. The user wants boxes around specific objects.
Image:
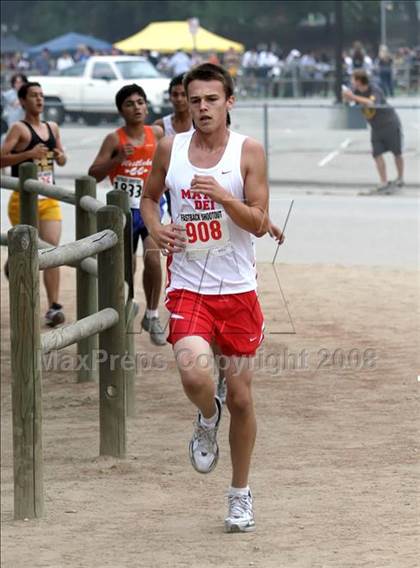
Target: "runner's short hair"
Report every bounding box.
[169,73,186,94]
[183,63,234,99]
[352,69,370,85]
[115,84,147,111]
[18,82,41,100]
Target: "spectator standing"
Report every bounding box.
[342,50,353,84]
[223,47,240,78]
[376,45,394,97]
[2,73,28,129]
[169,49,192,76]
[300,51,317,96]
[17,53,30,71]
[157,55,171,76]
[74,45,90,63]
[352,41,373,75]
[34,48,51,75]
[56,52,74,72]
[284,49,301,97]
[342,69,404,192]
[191,50,203,67]
[241,48,258,78]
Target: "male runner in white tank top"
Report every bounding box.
[154,74,194,217]
[142,63,281,533]
[154,73,194,136]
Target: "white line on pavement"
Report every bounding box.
[340,137,352,149]
[318,150,339,167]
[318,138,352,167]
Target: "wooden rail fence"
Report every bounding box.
[1,163,138,520]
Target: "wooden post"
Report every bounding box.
[75,176,98,382]
[106,190,136,417]
[106,190,133,299]
[8,225,44,519]
[97,206,126,458]
[19,162,38,227]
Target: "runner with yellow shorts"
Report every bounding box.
[1,81,67,326]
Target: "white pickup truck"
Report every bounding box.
[30,55,171,125]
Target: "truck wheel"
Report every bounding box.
[44,101,65,125]
[84,113,102,126]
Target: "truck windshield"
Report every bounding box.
[115,60,162,79]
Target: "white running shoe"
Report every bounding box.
[224,490,256,533]
[189,397,222,474]
[141,313,166,346]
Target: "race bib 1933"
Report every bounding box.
[113,176,143,208]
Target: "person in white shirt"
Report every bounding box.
[2,73,28,130]
[168,49,192,76]
[141,63,284,533]
[56,52,74,71]
[241,48,258,77]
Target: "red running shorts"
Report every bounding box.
[165,289,264,357]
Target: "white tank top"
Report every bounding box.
[162,114,176,136]
[162,113,194,136]
[165,130,257,295]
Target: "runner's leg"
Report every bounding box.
[39,219,61,305]
[225,356,256,488]
[174,336,217,418]
[142,234,162,310]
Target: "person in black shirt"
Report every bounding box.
[1,82,67,326]
[342,69,404,193]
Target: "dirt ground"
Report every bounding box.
[1,256,418,568]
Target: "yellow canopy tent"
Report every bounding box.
[114,21,244,53]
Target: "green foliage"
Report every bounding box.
[1,0,417,48]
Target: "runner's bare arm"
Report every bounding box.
[141,137,186,253]
[190,138,269,237]
[269,221,285,244]
[152,118,164,129]
[50,122,67,166]
[88,132,121,182]
[152,122,165,140]
[0,123,45,167]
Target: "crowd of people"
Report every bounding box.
[238,41,420,97]
[2,40,419,97]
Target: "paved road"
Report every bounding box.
[1,103,419,269]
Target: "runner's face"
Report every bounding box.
[120,94,148,124]
[22,86,44,115]
[188,80,233,133]
[170,84,188,113]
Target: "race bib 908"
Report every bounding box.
[180,209,232,260]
